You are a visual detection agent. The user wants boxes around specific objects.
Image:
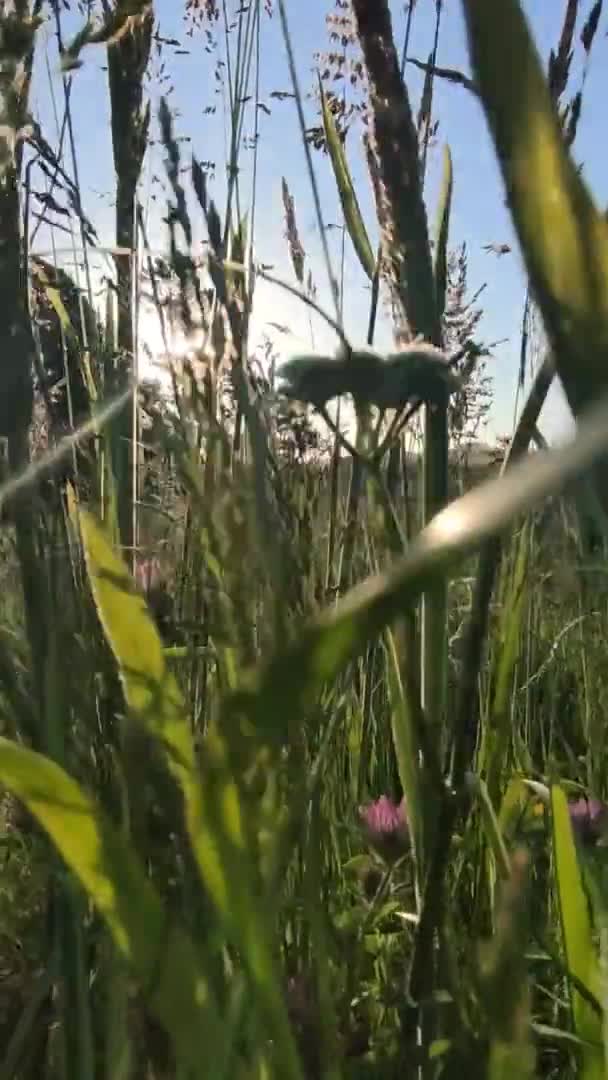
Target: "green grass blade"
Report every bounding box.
[462,0,608,418]
[467,773,511,883]
[483,522,530,805]
[319,76,376,282]
[0,737,222,1077]
[433,144,453,321]
[384,628,427,885]
[483,851,536,1080]
[551,785,603,1077]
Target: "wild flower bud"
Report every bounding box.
[359,795,409,863]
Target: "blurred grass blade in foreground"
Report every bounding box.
[461,0,608,422]
[551,785,603,1078]
[0,737,222,1078]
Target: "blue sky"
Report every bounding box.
[30,0,608,444]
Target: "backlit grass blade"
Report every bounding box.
[551,784,603,1078]
[319,76,376,282]
[461,0,608,419]
[433,144,453,321]
[0,737,222,1077]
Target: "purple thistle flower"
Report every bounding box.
[568,796,608,846]
[359,795,409,862]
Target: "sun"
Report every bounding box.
[136,303,205,386]
[134,269,342,397]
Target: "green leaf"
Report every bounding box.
[462,0,608,419]
[551,785,603,1078]
[76,510,304,1079]
[319,77,376,281]
[433,145,454,321]
[77,508,198,791]
[34,263,98,405]
[0,738,222,1078]
[41,283,79,344]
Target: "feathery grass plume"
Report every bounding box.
[61,1,153,71]
[418,0,444,182]
[106,0,153,553]
[581,0,603,55]
[281,177,305,285]
[350,0,439,346]
[184,0,221,26]
[548,0,580,101]
[352,0,449,772]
